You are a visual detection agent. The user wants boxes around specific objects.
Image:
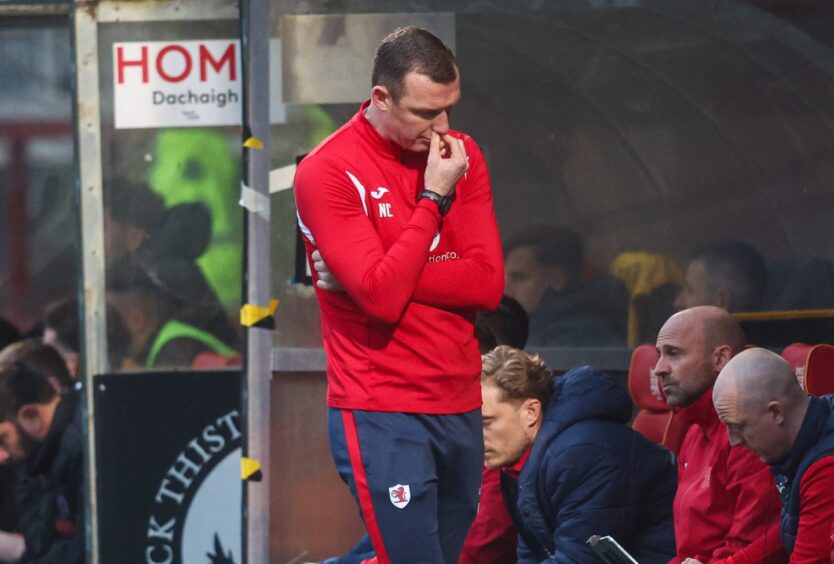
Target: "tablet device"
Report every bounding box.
[587,534,639,564]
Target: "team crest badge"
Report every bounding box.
[388,484,411,509]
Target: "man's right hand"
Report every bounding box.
[424,130,468,196]
[312,250,344,292]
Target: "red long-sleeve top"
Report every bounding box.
[458,467,517,564]
[294,102,504,413]
[670,389,786,564]
[789,456,834,563]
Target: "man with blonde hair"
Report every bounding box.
[481,345,676,563]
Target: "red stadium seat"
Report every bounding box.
[805,345,834,396]
[783,343,834,397]
[628,344,691,454]
[782,343,812,389]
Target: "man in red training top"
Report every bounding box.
[655,306,785,563]
[715,348,834,564]
[293,26,503,564]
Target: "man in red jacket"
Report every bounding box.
[294,27,503,564]
[655,306,785,563]
[715,348,834,564]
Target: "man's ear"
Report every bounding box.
[371,85,392,112]
[767,400,786,425]
[522,398,543,428]
[15,404,45,440]
[713,344,734,372]
[66,352,80,379]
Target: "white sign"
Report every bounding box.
[145,410,242,564]
[114,39,244,129]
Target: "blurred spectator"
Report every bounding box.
[105,179,233,279]
[0,363,84,563]
[675,240,767,312]
[42,298,131,374]
[504,226,627,346]
[655,307,785,563]
[108,259,237,368]
[0,320,20,354]
[715,348,834,563]
[751,257,834,346]
[481,346,676,562]
[103,180,167,268]
[148,129,243,311]
[104,179,238,368]
[475,295,529,354]
[0,340,72,392]
[766,257,834,311]
[0,341,73,562]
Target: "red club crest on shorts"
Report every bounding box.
[388,484,411,509]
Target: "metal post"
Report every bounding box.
[73,2,107,562]
[240,0,272,561]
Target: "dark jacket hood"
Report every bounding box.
[540,365,633,437]
[506,365,676,563]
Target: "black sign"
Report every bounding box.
[94,370,241,564]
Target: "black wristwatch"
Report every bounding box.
[419,189,455,216]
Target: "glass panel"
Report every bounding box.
[97,20,243,370]
[0,21,75,348]
[269,1,834,361]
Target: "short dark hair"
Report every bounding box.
[44,299,80,353]
[0,363,56,422]
[691,240,767,311]
[476,295,530,354]
[0,339,72,389]
[505,226,585,279]
[104,179,166,234]
[481,345,554,406]
[372,26,458,102]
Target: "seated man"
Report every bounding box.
[675,240,767,313]
[503,226,628,346]
[0,339,73,394]
[655,306,785,563]
[0,362,84,563]
[481,345,676,563]
[108,259,237,368]
[715,348,834,563]
[42,298,131,374]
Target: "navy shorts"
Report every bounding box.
[328,408,483,564]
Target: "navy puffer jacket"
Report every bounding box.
[501,366,676,563]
